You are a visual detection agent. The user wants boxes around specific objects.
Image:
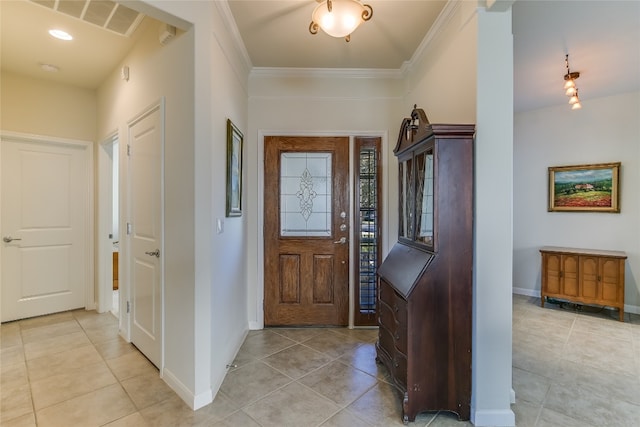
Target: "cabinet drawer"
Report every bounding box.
[379,301,408,354]
[378,299,396,331]
[378,325,396,357]
[393,351,408,389]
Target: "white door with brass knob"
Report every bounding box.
[1,134,90,322]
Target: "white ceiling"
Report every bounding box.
[0,0,157,89]
[227,0,447,69]
[1,0,639,113]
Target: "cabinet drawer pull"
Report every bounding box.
[394,304,399,313]
[395,333,400,340]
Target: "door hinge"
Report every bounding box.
[127,144,131,156]
[126,222,132,235]
[126,301,130,313]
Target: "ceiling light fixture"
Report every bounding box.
[49,29,73,41]
[564,54,581,110]
[309,0,373,42]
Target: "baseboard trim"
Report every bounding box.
[471,408,515,427]
[248,320,262,330]
[624,303,640,315]
[162,368,212,410]
[512,287,538,298]
[193,389,214,411]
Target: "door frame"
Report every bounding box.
[255,130,389,330]
[97,132,119,314]
[0,130,95,314]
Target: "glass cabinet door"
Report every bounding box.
[399,158,414,240]
[415,149,434,247]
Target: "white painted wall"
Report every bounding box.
[513,90,640,313]
[403,1,477,124]
[0,71,96,141]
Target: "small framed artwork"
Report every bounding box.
[226,119,243,217]
[548,162,620,213]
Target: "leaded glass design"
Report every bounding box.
[416,150,434,246]
[358,146,378,313]
[403,158,415,239]
[280,152,332,237]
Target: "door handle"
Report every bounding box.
[333,237,347,244]
[3,236,22,243]
[145,249,160,258]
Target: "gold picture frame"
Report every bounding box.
[226,119,243,217]
[548,162,620,212]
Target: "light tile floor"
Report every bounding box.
[1,295,639,426]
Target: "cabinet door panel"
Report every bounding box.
[600,258,621,303]
[544,253,561,294]
[580,256,599,300]
[561,255,579,297]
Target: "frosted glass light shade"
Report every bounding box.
[312,0,366,38]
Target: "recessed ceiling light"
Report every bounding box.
[40,63,60,72]
[49,29,73,41]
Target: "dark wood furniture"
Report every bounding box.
[540,246,626,321]
[376,106,474,423]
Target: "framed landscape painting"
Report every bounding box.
[548,162,620,212]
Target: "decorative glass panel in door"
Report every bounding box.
[280,152,332,237]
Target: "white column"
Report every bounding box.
[472,5,515,427]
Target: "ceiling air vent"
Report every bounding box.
[30,0,144,37]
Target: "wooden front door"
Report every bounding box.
[264,136,349,326]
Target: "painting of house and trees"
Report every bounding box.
[548,162,620,212]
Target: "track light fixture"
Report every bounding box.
[564,54,582,110]
[309,0,373,42]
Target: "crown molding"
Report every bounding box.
[400,0,462,75]
[249,67,404,80]
[215,1,253,73]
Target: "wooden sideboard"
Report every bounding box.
[540,246,626,321]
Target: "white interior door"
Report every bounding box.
[128,103,163,368]
[1,135,90,322]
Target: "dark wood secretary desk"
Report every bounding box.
[376,106,474,423]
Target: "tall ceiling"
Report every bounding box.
[1,1,639,113]
[227,0,447,69]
